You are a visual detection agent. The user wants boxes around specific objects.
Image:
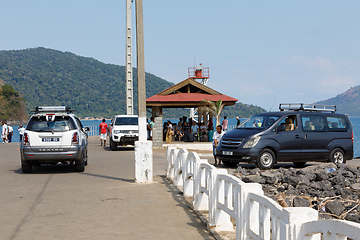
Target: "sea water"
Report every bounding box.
[6,118,360,158]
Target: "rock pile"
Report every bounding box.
[231,163,360,223]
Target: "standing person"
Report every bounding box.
[207,118,213,131]
[148,117,154,140]
[165,122,173,143]
[7,125,13,143]
[1,121,8,143]
[213,125,225,166]
[99,119,108,146]
[222,116,228,132]
[191,121,199,141]
[236,117,241,127]
[18,125,25,142]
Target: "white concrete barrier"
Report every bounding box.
[166,147,360,240]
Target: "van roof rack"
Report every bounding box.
[34,106,73,114]
[279,103,336,113]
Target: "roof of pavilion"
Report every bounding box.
[146,78,238,108]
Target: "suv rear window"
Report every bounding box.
[327,116,349,132]
[27,116,76,132]
[114,117,138,125]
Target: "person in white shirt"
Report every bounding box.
[1,121,8,143]
[18,125,25,142]
[7,125,13,143]
[213,125,225,166]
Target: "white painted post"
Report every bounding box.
[174,149,188,187]
[209,170,233,231]
[192,160,210,211]
[166,147,176,179]
[238,183,263,240]
[283,207,318,240]
[183,152,197,197]
[134,140,153,183]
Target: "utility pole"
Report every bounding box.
[134,0,153,183]
[125,0,133,115]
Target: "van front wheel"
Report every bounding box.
[330,148,346,164]
[257,149,275,169]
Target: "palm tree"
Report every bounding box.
[199,99,225,127]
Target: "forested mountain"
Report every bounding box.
[0,47,265,118]
[316,86,360,116]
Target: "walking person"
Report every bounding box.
[7,125,13,143]
[18,125,25,142]
[1,121,8,143]
[99,119,108,146]
[222,116,228,132]
[213,125,225,166]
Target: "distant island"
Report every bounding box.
[0,47,266,119]
[316,86,360,116]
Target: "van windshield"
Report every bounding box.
[238,115,280,130]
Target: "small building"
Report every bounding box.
[146,78,238,147]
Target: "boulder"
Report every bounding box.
[242,174,265,184]
[260,171,278,184]
[325,200,345,216]
[293,197,310,207]
[345,214,360,223]
[350,183,360,191]
[315,170,329,181]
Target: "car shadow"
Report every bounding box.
[13,163,76,174]
[102,146,135,151]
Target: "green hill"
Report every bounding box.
[315,86,360,116]
[0,83,27,121]
[0,47,265,119]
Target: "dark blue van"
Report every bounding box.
[217,103,354,169]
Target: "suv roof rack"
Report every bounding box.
[279,103,336,113]
[34,106,73,113]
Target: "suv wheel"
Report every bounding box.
[330,148,346,164]
[110,139,117,151]
[22,162,32,173]
[257,149,275,169]
[75,153,85,172]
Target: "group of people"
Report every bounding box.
[1,121,25,143]
[162,117,215,143]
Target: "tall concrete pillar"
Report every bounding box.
[152,106,163,148]
[134,0,153,183]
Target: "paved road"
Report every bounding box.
[0,137,214,240]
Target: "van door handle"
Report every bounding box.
[295,135,300,139]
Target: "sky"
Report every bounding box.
[1,0,360,111]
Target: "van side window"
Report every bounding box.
[327,116,348,132]
[278,115,297,131]
[301,116,326,132]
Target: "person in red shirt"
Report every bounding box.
[99,119,108,146]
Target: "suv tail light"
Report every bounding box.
[23,133,29,145]
[352,131,354,143]
[72,132,79,145]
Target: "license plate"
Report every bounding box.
[223,151,233,156]
[42,137,60,142]
[125,135,135,137]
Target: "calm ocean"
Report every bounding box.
[7,117,360,158]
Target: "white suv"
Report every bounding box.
[20,106,90,173]
[109,115,139,150]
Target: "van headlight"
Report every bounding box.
[114,130,122,134]
[243,136,261,148]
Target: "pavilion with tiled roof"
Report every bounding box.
[146,77,238,147]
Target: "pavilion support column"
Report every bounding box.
[152,106,163,148]
[198,107,202,124]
